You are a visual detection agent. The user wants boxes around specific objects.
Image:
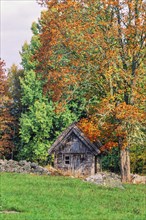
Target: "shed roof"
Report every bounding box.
[48,122,101,155]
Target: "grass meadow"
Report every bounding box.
[0,173,146,220]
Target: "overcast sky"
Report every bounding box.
[1,0,44,69]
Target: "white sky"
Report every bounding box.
[1,0,44,69]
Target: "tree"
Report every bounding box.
[76,0,146,181]
[8,64,24,117]
[19,21,77,163]
[100,0,145,182]
[7,65,24,156]
[19,69,77,163]
[0,59,15,158]
[36,0,145,181]
[18,22,51,162]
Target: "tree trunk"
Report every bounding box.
[120,147,131,183]
[118,137,131,182]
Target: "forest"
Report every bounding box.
[0,0,146,183]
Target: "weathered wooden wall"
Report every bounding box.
[56,133,92,154]
[54,153,95,176]
[49,122,101,176]
[53,133,100,176]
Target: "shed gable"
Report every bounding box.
[58,132,93,154]
[48,123,101,155]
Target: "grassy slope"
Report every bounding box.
[0,173,146,220]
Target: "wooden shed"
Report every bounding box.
[48,123,101,176]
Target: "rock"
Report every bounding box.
[86,174,104,185]
[18,160,28,166]
[41,168,50,174]
[0,166,5,172]
[34,166,44,174]
[0,159,7,165]
[31,162,38,169]
[131,174,146,184]
[23,164,31,171]
[85,172,124,189]
[0,159,51,176]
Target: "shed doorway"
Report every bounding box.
[72,155,81,171]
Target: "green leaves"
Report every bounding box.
[19,65,55,162]
[19,100,54,162]
[19,66,77,162]
[20,70,43,106]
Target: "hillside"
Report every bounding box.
[1,173,145,220]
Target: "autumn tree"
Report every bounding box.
[18,20,77,163]
[100,0,145,182]
[0,59,15,158]
[7,65,24,153]
[36,0,146,181]
[76,0,146,181]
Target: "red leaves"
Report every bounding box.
[0,60,15,158]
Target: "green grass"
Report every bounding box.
[0,173,146,220]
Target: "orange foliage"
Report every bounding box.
[101,141,118,151]
[115,102,145,122]
[78,118,100,142]
[35,0,145,153]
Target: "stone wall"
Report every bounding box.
[0,159,50,175]
[85,172,146,188]
[85,172,124,189]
